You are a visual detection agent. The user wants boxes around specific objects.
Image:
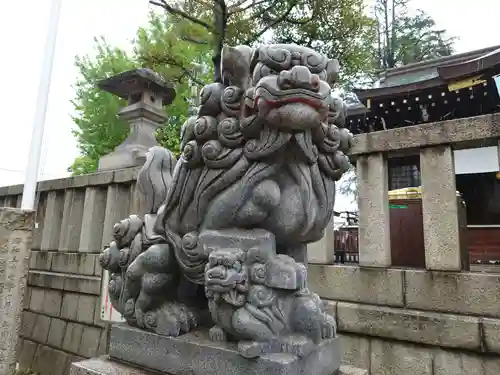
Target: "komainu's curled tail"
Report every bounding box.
[102,146,200,336]
[137,146,177,214]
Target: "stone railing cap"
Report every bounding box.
[0,167,140,196]
[350,112,500,156]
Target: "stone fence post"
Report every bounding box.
[356,153,391,267]
[349,114,499,272]
[0,208,34,374]
[308,219,335,264]
[420,146,469,271]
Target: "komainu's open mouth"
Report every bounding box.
[254,85,329,111]
[258,95,325,110]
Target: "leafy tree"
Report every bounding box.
[70,0,329,175]
[134,12,213,151]
[148,0,349,81]
[269,0,377,85]
[70,39,135,174]
[69,12,212,175]
[337,0,457,202]
[72,0,453,181]
[72,0,381,175]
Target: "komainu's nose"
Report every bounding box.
[278,65,320,92]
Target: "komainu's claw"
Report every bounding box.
[209,325,227,342]
[320,313,336,339]
[143,302,199,337]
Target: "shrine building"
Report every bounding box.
[343,45,500,266]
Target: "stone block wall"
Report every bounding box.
[2,114,499,375]
[308,264,500,375]
[304,114,500,375]
[0,167,142,375]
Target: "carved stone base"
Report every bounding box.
[97,146,148,171]
[105,324,342,375]
[70,356,152,375]
[70,357,368,375]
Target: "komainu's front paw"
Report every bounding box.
[209,325,228,342]
[320,313,336,339]
[146,302,198,337]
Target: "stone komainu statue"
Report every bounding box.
[99,44,353,358]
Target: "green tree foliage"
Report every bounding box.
[71,0,456,181]
[69,12,212,175]
[268,0,377,85]
[69,39,135,174]
[148,0,372,81]
[372,0,456,71]
[70,0,320,175]
[71,0,379,175]
[134,12,213,152]
[337,0,457,202]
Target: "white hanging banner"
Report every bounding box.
[100,270,126,323]
[493,74,500,98]
[454,146,500,175]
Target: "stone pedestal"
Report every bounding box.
[111,325,340,375]
[71,357,367,375]
[70,324,347,375]
[0,208,34,374]
[97,68,176,171]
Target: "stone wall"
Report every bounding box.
[307,113,500,375]
[0,208,34,374]
[309,264,500,374]
[0,167,142,375]
[3,113,500,375]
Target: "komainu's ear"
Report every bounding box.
[221,45,253,88]
[326,59,340,86]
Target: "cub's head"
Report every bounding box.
[205,249,248,307]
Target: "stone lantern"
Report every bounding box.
[97,68,176,171]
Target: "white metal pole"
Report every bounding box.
[21,0,63,210]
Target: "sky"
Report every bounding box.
[0,0,499,211]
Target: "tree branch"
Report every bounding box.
[228,0,269,15]
[281,2,319,27]
[181,35,210,44]
[179,68,206,86]
[275,36,310,46]
[212,0,228,83]
[244,1,298,44]
[281,15,314,25]
[141,53,206,86]
[247,0,280,25]
[393,30,432,64]
[149,0,214,30]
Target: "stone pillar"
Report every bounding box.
[0,208,34,374]
[97,68,176,171]
[356,153,391,267]
[497,140,500,168]
[308,220,335,264]
[420,146,464,270]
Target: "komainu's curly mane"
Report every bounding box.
[99,44,353,359]
[152,44,352,284]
